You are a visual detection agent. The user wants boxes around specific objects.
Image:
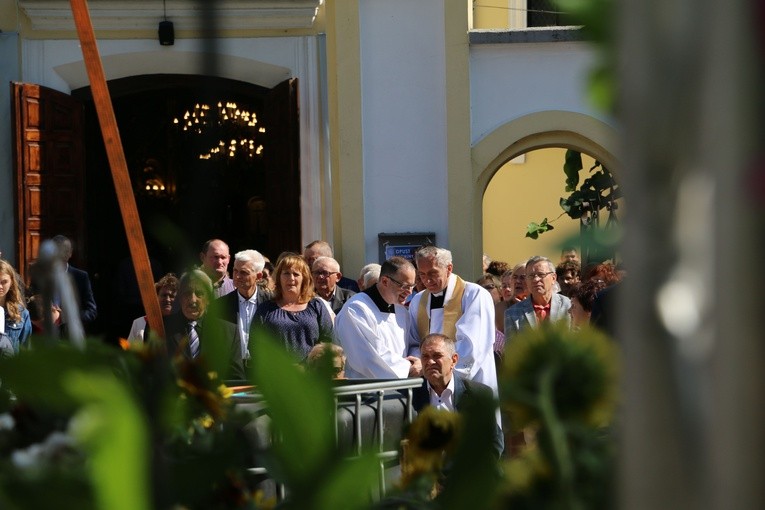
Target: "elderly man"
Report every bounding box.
[335,257,421,379]
[412,333,504,458]
[406,246,498,395]
[164,269,245,380]
[312,256,356,314]
[505,255,571,341]
[213,249,271,361]
[199,239,234,298]
[303,240,360,292]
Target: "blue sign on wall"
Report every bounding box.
[378,232,436,263]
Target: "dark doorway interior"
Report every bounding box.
[72,74,301,344]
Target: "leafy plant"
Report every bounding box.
[525,150,622,256]
[497,324,618,510]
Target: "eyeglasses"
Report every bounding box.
[526,272,554,280]
[481,284,496,290]
[312,271,339,279]
[386,275,415,292]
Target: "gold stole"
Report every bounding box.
[417,275,466,341]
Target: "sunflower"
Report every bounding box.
[501,324,619,431]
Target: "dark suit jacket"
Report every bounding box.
[337,276,360,293]
[326,287,356,315]
[590,282,620,339]
[212,287,273,324]
[67,265,98,324]
[163,312,246,381]
[413,375,504,458]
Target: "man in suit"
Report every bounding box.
[213,249,272,362]
[311,256,355,314]
[164,269,245,381]
[504,255,571,342]
[51,235,98,329]
[412,333,504,458]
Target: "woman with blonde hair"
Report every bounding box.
[251,254,334,362]
[0,260,31,355]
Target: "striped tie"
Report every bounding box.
[188,321,200,359]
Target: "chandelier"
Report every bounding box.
[173,102,265,160]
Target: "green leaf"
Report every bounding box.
[65,371,150,510]
[563,150,583,192]
[526,218,555,239]
[313,455,382,510]
[249,330,335,487]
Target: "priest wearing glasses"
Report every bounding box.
[335,256,422,379]
[504,255,571,342]
[164,269,245,381]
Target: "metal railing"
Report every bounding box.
[234,377,423,500]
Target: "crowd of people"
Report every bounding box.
[0,235,623,458]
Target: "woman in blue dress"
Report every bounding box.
[0,259,32,355]
[251,253,334,363]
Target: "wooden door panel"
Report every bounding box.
[12,82,85,281]
[262,77,301,255]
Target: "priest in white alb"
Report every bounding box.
[335,257,422,379]
[406,246,498,395]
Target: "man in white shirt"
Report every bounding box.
[213,249,270,361]
[335,257,421,379]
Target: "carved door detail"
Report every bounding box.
[12,82,85,281]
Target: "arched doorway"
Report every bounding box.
[482,147,610,265]
[472,111,620,272]
[71,74,300,342]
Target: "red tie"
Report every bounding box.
[533,303,551,322]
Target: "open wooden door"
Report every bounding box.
[11,83,85,282]
[262,78,301,255]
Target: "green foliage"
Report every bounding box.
[0,324,619,510]
[65,371,150,510]
[527,150,621,251]
[563,150,584,192]
[526,218,555,239]
[498,324,618,509]
[555,0,617,112]
[249,331,381,510]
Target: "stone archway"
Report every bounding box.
[471,111,620,267]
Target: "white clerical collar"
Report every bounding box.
[432,291,445,298]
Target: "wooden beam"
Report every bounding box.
[69,0,166,345]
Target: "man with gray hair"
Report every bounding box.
[504,255,571,342]
[357,263,381,291]
[406,246,498,396]
[312,256,355,314]
[164,269,245,380]
[213,249,271,361]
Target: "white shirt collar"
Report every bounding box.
[238,288,258,304]
[427,375,456,412]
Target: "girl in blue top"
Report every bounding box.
[0,259,31,355]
